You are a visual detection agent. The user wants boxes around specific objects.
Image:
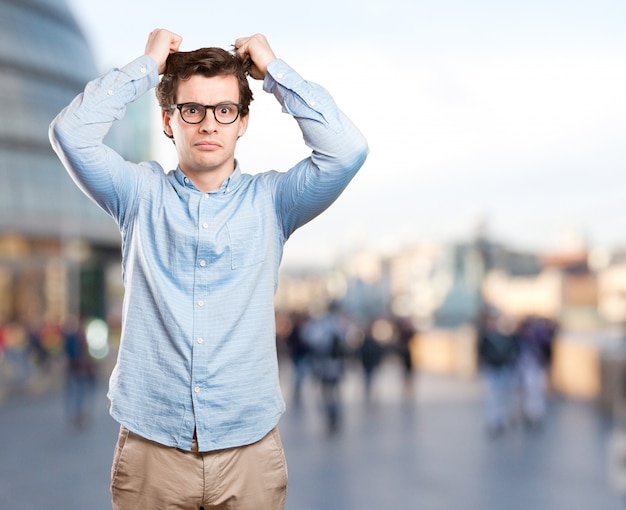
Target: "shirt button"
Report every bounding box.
[197,338,204,344]
[199,260,206,267]
[107,90,114,96]
[140,66,146,74]
[197,300,204,307]
[184,177,190,184]
[310,101,316,107]
[194,387,201,393]
[202,223,209,229]
[277,73,284,79]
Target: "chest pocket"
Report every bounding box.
[226,216,265,269]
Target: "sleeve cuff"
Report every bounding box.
[120,54,160,89]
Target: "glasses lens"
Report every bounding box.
[213,103,240,124]
[180,103,206,123]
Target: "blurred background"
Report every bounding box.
[1,0,626,508]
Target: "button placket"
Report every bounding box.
[191,191,212,406]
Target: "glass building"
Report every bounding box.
[0,0,149,329]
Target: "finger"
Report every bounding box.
[169,32,183,52]
[233,36,251,55]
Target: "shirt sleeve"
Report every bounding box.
[262,59,369,238]
[48,54,160,226]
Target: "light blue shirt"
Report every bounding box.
[49,54,368,451]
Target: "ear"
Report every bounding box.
[162,110,174,139]
[237,114,249,139]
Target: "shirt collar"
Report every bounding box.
[174,160,242,194]
[222,161,242,193]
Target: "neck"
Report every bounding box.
[181,166,235,193]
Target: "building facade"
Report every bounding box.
[0,0,149,330]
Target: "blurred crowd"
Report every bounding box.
[277,301,559,437]
[1,302,559,438]
[0,306,421,435]
[476,305,558,437]
[0,316,99,428]
[277,303,418,434]
[0,319,66,385]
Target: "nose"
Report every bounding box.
[199,109,218,132]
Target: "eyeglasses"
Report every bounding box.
[170,102,243,125]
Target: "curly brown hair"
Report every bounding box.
[156,47,253,117]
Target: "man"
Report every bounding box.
[49,29,368,509]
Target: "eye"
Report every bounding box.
[218,104,234,115]
[182,103,203,116]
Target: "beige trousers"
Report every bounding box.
[110,426,288,510]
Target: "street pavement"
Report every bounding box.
[0,359,624,510]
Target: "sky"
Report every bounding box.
[67,0,626,268]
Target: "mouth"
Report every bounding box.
[194,140,221,151]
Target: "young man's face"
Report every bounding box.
[162,74,248,189]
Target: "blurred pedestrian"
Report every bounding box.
[286,311,311,407]
[63,315,96,429]
[477,307,520,437]
[394,316,417,397]
[0,322,6,366]
[359,320,386,403]
[50,28,367,510]
[515,316,557,428]
[304,302,351,433]
[26,318,48,371]
[0,322,31,383]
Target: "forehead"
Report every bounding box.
[175,74,240,103]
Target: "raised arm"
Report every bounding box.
[234,35,369,236]
[48,29,182,223]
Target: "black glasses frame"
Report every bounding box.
[170,102,243,125]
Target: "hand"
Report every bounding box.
[233,34,276,80]
[145,29,183,74]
